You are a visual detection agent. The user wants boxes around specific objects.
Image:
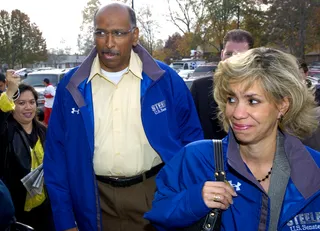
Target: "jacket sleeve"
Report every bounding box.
[144,141,213,229]
[0,94,13,133]
[171,69,204,144]
[0,180,15,230]
[43,80,77,231]
[0,93,15,113]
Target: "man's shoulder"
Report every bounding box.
[153,60,185,83]
[193,76,213,84]
[58,67,80,87]
[155,60,175,75]
[191,76,213,93]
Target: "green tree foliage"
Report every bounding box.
[164,33,183,62]
[0,11,11,66]
[263,0,320,59]
[241,4,268,47]
[307,3,320,53]
[167,0,266,57]
[264,0,314,59]
[203,0,242,51]
[0,9,47,68]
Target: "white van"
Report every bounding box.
[170,59,206,73]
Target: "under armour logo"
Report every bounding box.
[71,108,80,114]
[228,180,241,191]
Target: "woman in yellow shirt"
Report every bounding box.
[0,70,55,230]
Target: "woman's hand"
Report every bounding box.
[6,69,20,99]
[64,228,78,231]
[202,181,237,210]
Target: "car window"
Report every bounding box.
[58,73,65,81]
[313,73,320,78]
[172,62,184,68]
[309,71,320,77]
[23,74,59,87]
[184,80,193,89]
[194,66,216,73]
[311,62,320,66]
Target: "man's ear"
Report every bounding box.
[132,27,139,46]
[220,49,224,60]
[278,96,290,118]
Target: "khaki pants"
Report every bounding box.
[97,176,157,231]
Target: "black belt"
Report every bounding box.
[96,163,164,187]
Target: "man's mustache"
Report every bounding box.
[101,49,120,56]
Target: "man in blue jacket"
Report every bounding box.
[43,3,203,231]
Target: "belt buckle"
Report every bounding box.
[109,176,119,180]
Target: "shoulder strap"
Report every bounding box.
[213,139,225,182]
[200,139,224,231]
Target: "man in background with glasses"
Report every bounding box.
[44,2,203,231]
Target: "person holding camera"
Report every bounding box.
[0,70,55,230]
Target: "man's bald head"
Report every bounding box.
[94,3,136,29]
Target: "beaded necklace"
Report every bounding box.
[257,167,273,182]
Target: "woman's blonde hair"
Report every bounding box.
[214,47,318,139]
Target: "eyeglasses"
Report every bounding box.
[94,27,136,38]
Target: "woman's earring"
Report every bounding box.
[279,114,283,123]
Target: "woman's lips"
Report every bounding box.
[232,123,252,130]
[23,113,33,118]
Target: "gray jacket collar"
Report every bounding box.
[227,131,320,199]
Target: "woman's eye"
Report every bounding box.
[227,97,236,103]
[249,99,259,105]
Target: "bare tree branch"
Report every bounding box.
[167,0,187,34]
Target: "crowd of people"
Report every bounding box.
[1,2,320,231]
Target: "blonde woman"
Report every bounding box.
[145,48,320,231]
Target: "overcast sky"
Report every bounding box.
[2,0,179,53]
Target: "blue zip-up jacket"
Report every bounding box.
[43,45,203,231]
[145,132,320,231]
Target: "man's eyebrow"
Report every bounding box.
[94,28,126,31]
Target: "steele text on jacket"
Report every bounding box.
[286,212,320,231]
[151,100,167,115]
